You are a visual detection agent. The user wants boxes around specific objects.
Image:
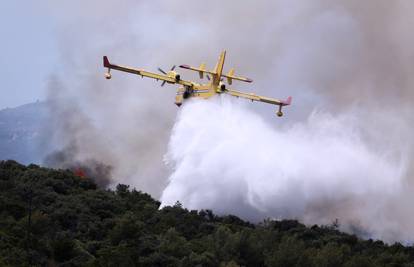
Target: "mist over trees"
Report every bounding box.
[1,160,413,266]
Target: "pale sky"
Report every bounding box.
[0,1,58,109]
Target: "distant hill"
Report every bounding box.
[1,160,413,266]
[0,101,49,164]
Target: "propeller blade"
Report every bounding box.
[161,81,166,87]
[158,67,167,74]
[206,75,211,81]
[171,65,176,71]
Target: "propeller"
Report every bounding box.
[158,68,167,86]
[158,65,176,74]
[158,65,177,86]
[158,67,167,75]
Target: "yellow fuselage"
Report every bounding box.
[175,83,225,106]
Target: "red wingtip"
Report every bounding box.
[179,64,190,69]
[103,56,110,67]
[283,96,292,105]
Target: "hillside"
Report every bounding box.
[0,102,49,164]
[0,160,413,267]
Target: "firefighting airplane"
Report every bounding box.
[103,51,292,116]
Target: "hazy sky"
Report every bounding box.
[0,1,58,109]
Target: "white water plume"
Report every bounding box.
[161,97,408,242]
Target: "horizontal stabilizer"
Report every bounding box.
[221,73,253,83]
[179,64,214,74]
[179,64,216,76]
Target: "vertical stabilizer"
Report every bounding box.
[213,51,226,85]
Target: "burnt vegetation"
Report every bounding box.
[0,160,413,266]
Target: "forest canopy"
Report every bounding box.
[0,160,413,266]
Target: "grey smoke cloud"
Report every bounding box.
[40,0,414,241]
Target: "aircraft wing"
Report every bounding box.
[103,56,193,87]
[224,88,292,106]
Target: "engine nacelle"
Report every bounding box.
[168,71,181,82]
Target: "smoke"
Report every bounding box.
[44,144,112,188]
[36,0,414,241]
[40,1,180,197]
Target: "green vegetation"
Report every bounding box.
[1,160,413,266]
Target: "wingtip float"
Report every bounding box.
[102,51,292,117]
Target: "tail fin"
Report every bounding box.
[214,50,226,79]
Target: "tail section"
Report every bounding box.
[213,50,226,83]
